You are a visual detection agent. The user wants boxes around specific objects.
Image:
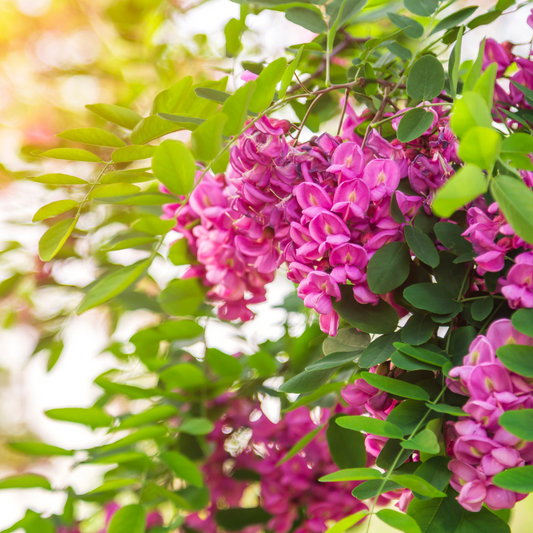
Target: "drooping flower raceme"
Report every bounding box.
[446,319,533,511]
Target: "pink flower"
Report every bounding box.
[327,142,365,179]
[483,38,513,77]
[297,271,341,315]
[241,70,259,82]
[308,212,351,255]
[362,159,401,202]
[500,253,533,308]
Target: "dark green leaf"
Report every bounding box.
[406,55,445,101]
[394,343,449,367]
[306,351,359,371]
[215,508,271,531]
[361,372,430,401]
[334,285,399,334]
[401,314,435,346]
[397,108,436,143]
[336,415,404,439]
[206,348,242,379]
[391,350,440,372]
[390,474,446,497]
[493,465,533,493]
[327,413,367,469]
[279,367,336,394]
[359,331,402,368]
[433,223,473,256]
[426,403,465,416]
[323,328,370,355]
[387,12,424,39]
[403,283,461,315]
[352,479,402,499]
[404,225,440,268]
[367,241,411,294]
[471,296,493,321]
[160,451,203,487]
[430,7,478,35]
[404,0,438,16]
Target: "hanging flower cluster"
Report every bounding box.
[184,399,369,533]
[168,99,458,335]
[446,319,533,511]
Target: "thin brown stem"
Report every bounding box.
[337,88,350,137]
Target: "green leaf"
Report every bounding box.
[392,350,440,372]
[206,348,242,379]
[179,418,214,435]
[389,474,446,497]
[490,175,533,244]
[284,383,344,412]
[448,26,464,99]
[511,80,533,105]
[131,115,183,145]
[323,327,370,355]
[426,403,466,416]
[38,218,77,262]
[320,468,382,482]
[403,283,461,314]
[158,278,205,316]
[224,18,245,57]
[306,351,359,371]
[249,57,287,113]
[498,409,533,441]
[394,343,449,367]
[352,479,403,499]
[279,46,304,99]
[326,413,367,469]
[78,259,151,313]
[276,425,323,466]
[324,512,368,533]
[132,215,175,236]
[401,314,435,346]
[377,509,421,533]
[414,456,452,496]
[215,508,271,531]
[361,372,430,401]
[45,407,112,428]
[30,173,88,185]
[98,426,167,452]
[89,183,141,199]
[160,451,203,487]
[406,55,445,101]
[57,127,126,147]
[327,0,367,27]
[473,63,497,108]
[464,38,486,93]
[404,0,438,16]
[434,222,473,256]
[386,42,412,61]
[116,405,177,430]
[471,295,493,321]
[168,239,195,266]
[94,192,177,206]
[33,200,78,222]
[107,505,145,533]
[0,474,51,490]
[511,307,533,337]
[221,82,256,137]
[195,87,230,104]
[401,429,440,454]
[431,162,488,218]
[367,241,411,294]
[501,133,533,170]
[279,368,336,394]
[458,127,501,171]
[397,108,435,143]
[86,103,142,130]
[431,6,478,35]
[160,363,206,390]
[8,442,73,456]
[88,479,137,494]
[407,486,461,532]
[285,7,327,33]
[495,344,533,377]
[151,76,194,114]
[39,148,103,163]
[192,113,227,161]
[334,285,399,334]
[450,91,492,139]
[359,331,402,368]
[101,170,154,184]
[404,225,439,268]
[387,12,424,39]
[152,140,196,196]
[493,465,533,493]
[336,415,404,439]
[111,145,156,163]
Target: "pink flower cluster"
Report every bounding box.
[184,399,369,533]
[446,319,533,511]
[463,202,533,309]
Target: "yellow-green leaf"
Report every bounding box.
[33,200,78,222]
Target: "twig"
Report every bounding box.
[337,88,350,137]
